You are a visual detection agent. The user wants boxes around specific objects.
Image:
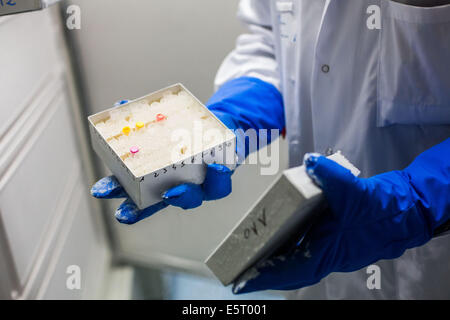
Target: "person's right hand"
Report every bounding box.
[233,139,450,294]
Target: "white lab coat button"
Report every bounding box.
[321,64,330,73]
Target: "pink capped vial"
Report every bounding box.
[130,146,140,155]
[156,113,166,122]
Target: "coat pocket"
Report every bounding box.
[377,1,450,127]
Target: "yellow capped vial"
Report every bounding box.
[122,126,131,135]
[136,122,145,129]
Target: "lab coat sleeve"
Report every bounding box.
[214,0,279,91]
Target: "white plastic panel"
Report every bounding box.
[38,183,110,300]
[0,9,60,139]
[0,88,83,286]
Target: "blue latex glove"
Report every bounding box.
[91,163,233,224]
[91,77,285,224]
[233,138,450,294]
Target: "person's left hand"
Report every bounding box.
[233,139,450,293]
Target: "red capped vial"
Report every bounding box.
[156,114,166,122]
[130,146,140,155]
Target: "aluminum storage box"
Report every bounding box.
[88,83,236,210]
[205,152,359,286]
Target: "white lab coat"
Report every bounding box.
[215,0,450,299]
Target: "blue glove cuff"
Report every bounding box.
[206,76,285,162]
[403,138,450,234]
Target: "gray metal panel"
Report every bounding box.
[206,152,359,285]
[0,0,42,16]
[0,0,62,16]
[205,173,322,285]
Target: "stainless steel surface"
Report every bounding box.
[205,167,322,285]
[206,173,321,286]
[0,0,61,16]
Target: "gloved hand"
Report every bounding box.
[91,77,285,224]
[233,138,450,294]
[91,163,233,224]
